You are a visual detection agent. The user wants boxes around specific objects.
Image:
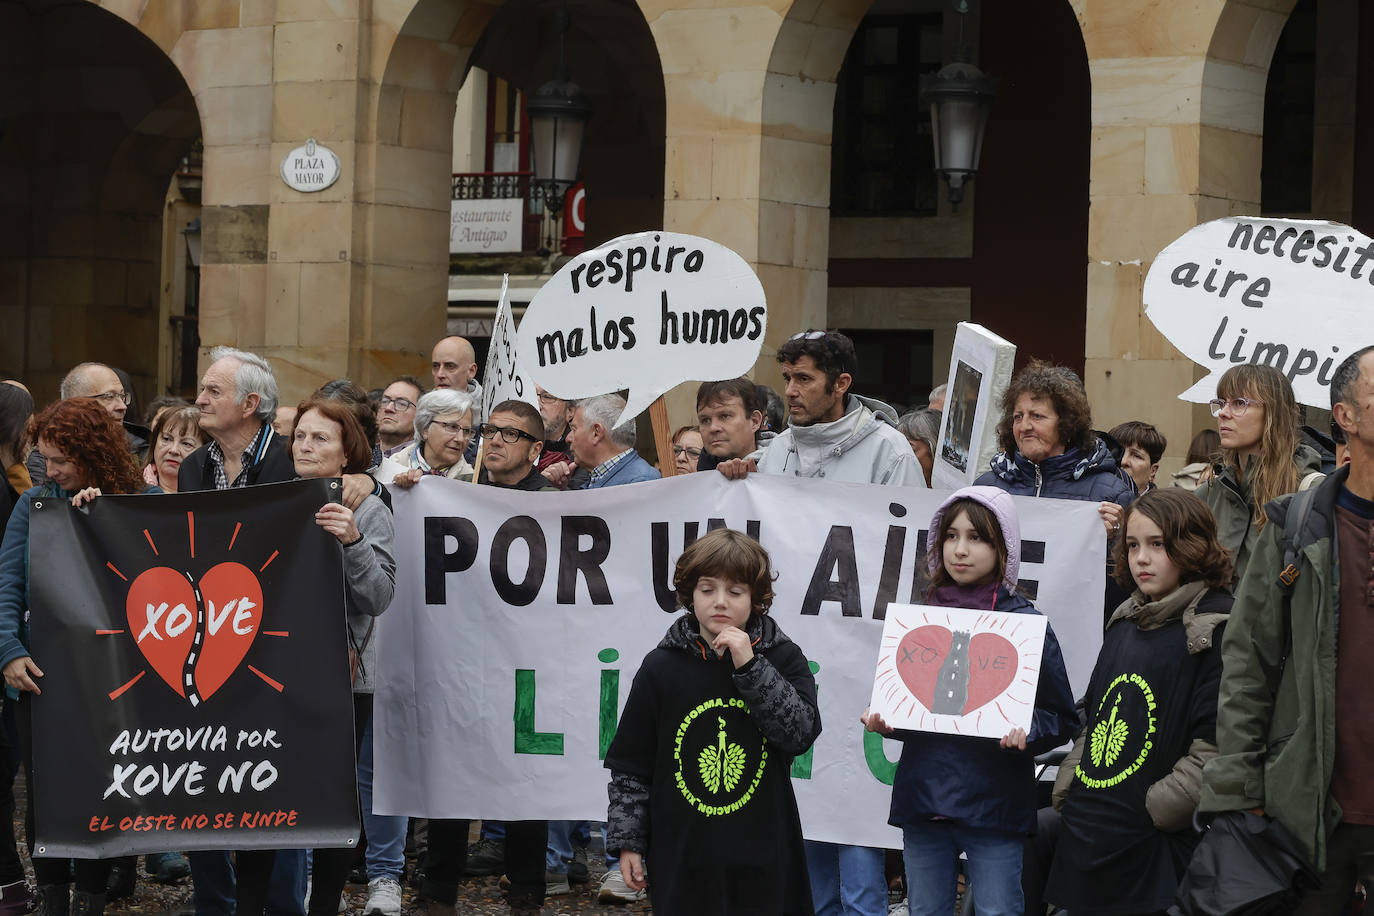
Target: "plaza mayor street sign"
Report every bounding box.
[280,138,341,192]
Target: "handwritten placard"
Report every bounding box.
[1143,217,1371,408]
[868,603,1047,739]
[517,232,767,427]
[481,276,536,421]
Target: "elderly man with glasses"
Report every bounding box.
[27,362,148,486]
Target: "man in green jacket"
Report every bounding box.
[1201,345,1374,914]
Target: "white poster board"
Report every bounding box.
[1143,216,1372,409]
[450,199,523,254]
[480,276,537,421]
[372,472,1105,848]
[516,231,767,427]
[869,603,1048,739]
[932,323,1016,489]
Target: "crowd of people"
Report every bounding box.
[0,328,1370,916]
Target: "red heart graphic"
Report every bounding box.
[193,562,263,702]
[125,562,263,704]
[897,626,1018,716]
[126,567,198,699]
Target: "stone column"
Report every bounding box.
[1079,0,1295,475]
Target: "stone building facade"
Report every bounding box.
[1,0,1365,474]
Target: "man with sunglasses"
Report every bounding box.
[377,377,424,458]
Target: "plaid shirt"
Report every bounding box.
[587,449,634,487]
[206,422,273,490]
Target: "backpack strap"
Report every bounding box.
[1277,487,1320,593]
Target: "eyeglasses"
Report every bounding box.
[672,445,702,459]
[1208,397,1262,417]
[536,392,565,405]
[432,420,475,437]
[93,389,131,405]
[480,423,538,444]
[379,396,414,412]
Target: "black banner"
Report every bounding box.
[28,479,359,856]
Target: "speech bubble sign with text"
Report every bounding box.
[517,231,767,427]
[481,276,537,421]
[1143,217,1373,409]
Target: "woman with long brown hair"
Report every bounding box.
[0,398,152,916]
[1195,364,1324,581]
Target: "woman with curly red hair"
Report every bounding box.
[0,397,153,916]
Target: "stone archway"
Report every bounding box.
[0,0,203,403]
[363,0,667,385]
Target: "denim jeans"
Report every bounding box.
[545,821,591,872]
[188,850,307,916]
[804,840,886,916]
[480,821,506,842]
[901,822,1024,916]
[357,708,407,880]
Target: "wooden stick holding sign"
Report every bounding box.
[517,231,768,454]
[649,397,675,475]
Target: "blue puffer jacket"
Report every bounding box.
[975,438,1135,507]
[888,583,1078,835]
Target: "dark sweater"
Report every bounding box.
[605,615,819,916]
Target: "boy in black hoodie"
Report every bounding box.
[604,528,821,916]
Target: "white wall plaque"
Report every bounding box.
[280,138,341,192]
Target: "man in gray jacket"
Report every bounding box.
[720,330,925,488]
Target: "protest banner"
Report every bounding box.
[27,480,359,857]
[932,323,1016,488]
[516,231,768,429]
[868,604,1049,740]
[1143,216,1371,408]
[480,275,536,423]
[372,472,1104,848]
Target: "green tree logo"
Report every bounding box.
[1090,693,1129,768]
[698,716,747,795]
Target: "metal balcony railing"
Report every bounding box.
[451,172,552,253]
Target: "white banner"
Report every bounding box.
[372,473,1104,848]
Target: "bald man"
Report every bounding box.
[28,362,149,486]
[432,337,484,461]
[431,337,480,393]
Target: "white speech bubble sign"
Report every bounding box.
[1143,217,1373,409]
[481,275,537,421]
[517,231,767,427]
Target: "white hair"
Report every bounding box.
[209,346,278,422]
[414,388,475,439]
[928,383,947,405]
[575,394,635,448]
